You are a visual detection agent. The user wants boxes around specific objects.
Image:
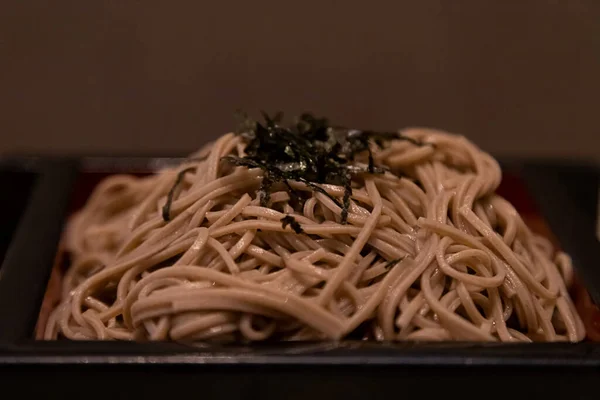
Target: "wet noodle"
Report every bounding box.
[44,122,585,342]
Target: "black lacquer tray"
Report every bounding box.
[0,156,598,399]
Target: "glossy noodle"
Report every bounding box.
[44,125,586,342]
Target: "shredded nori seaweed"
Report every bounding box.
[224,111,428,225]
[162,167,197,221]
[164,111,429,227]
[161,155,209,222]
[280,215,304,234]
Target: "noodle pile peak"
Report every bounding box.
[44,112,585,343]
[220,112,427,223]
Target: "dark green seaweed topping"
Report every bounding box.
[280,215,304,234]
[162,167,197,221]
[224,112,428,225]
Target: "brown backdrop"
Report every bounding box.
[1,1,599,161]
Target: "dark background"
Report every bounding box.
[1,1,598,161]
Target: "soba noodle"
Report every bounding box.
[43,126,586,342]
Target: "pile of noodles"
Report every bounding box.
[43,127,586,342]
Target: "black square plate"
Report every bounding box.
[0,156,598,398]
